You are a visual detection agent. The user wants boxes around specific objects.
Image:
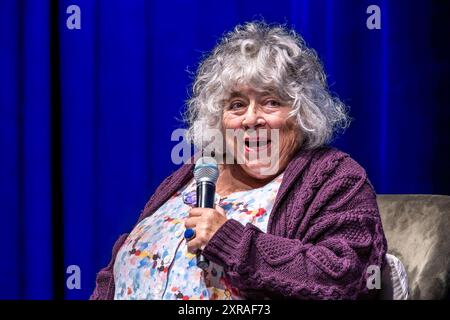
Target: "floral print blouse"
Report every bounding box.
[113,173,284,300]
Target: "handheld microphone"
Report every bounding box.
[193,156,219,270]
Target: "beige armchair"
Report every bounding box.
[377,195,450,300]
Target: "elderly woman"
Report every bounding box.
[91,22,388,300]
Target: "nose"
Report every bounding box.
[241,102,265,129]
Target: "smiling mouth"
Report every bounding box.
[244,139,272,151]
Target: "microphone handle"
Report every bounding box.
[196,181,216,270]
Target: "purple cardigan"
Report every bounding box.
[90,146,387,300]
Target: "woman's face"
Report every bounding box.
[222,85,303,180]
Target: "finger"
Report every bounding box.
[215,205,226,216]
[184,216,201,229]
[186,238,204,254]
[189,207,216,217]
[188,207,208,217]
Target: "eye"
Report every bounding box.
[265,99,281,107]
[228,101,245,110]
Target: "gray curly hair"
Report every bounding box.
[185,21,351,150]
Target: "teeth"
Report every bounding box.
[244,140,271,148]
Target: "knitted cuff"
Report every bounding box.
[202,219,245,268]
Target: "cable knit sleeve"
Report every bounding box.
[89,233,129,300]
[202,156,387,300]
[89,165,190,300]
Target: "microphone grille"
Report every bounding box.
[194,157,219,183]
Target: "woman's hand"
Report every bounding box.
[184,206,228,253]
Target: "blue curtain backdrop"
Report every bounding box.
[0,0,449,299]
